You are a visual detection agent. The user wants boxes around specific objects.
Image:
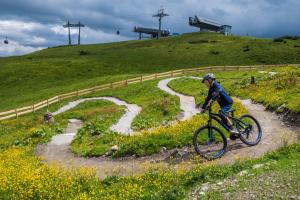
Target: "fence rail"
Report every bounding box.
[0,64,298,121]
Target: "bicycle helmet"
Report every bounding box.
[202,73,215,83]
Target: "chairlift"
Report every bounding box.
[4,37,8,44]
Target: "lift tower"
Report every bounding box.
[152,8,169,39]
[63,20,85,45]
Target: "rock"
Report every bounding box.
[201,183,209,191]
[105,145,119,157]
[168,149,189,160]
[170,149,179,157]
[44,111,54,123]
[179,151,190,159]
[105,151,113,157]
[111,145,119,152]
[291,118,295,122]
[160,147,167,153]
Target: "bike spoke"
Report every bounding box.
[237,115,262,146]
[193,126,227,160]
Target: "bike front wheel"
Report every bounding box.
[193,125,227,160]
[237,114,262,146]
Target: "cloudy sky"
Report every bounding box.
[0,0,299,57]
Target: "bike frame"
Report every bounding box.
[206,106,248,133]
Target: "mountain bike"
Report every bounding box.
[193,100,262,160]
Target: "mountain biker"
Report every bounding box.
[200,73,239,140]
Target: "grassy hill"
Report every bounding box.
[1,32,300,111]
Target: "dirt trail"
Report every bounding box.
[53,97,142,135]
[36,78,299,180]
[158,77,200,120]
[217,99,298,165]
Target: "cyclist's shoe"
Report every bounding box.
[230,134,238,140]
[229,128,239,140]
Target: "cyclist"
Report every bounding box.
[200,73,239,140]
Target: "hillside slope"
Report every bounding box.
[0,32,300,111]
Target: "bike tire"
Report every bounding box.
[237,114,262,146]
[193,125,227,160]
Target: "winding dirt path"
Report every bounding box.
[36,78,299,180]
[158,77,200,120]
[217,99,298,165]
[53,97,142,135]
[161,77,298,164]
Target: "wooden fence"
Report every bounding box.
[0,64,297,121]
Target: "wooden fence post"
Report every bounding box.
[110,83,113,88]
[33,104,35,113]
[140,76,143,83]
[251,76,256,84]
[155,73,157,79]
[76,90,79,97]
[15,109,18,118]
[47,99,49,108]
[125,80,128,86]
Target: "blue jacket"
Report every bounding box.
[202,81,233,109]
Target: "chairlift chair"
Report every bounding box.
[4,37,8,44]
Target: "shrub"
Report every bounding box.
[275,72,298,89]
[243,45,250,52]
[79,50,91,56]
[84,121,107,136]
[273,38,284,42]
[188,39,209,44]
[210,50,220,55]
[30,128,47,138]
[273,35,300,42]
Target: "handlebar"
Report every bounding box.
[200,99,215,114]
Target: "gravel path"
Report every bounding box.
[49,119,83,145]
[53,97,141,135]
[158,77,200,120]
[36,78,299,180]
[216,99,298,165]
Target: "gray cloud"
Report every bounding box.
[0,0,299,56]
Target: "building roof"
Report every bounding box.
[189,16,231,31]
[133,26,170,35]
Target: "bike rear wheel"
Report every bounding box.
[193,125,227,160]
[237,114,262,146]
